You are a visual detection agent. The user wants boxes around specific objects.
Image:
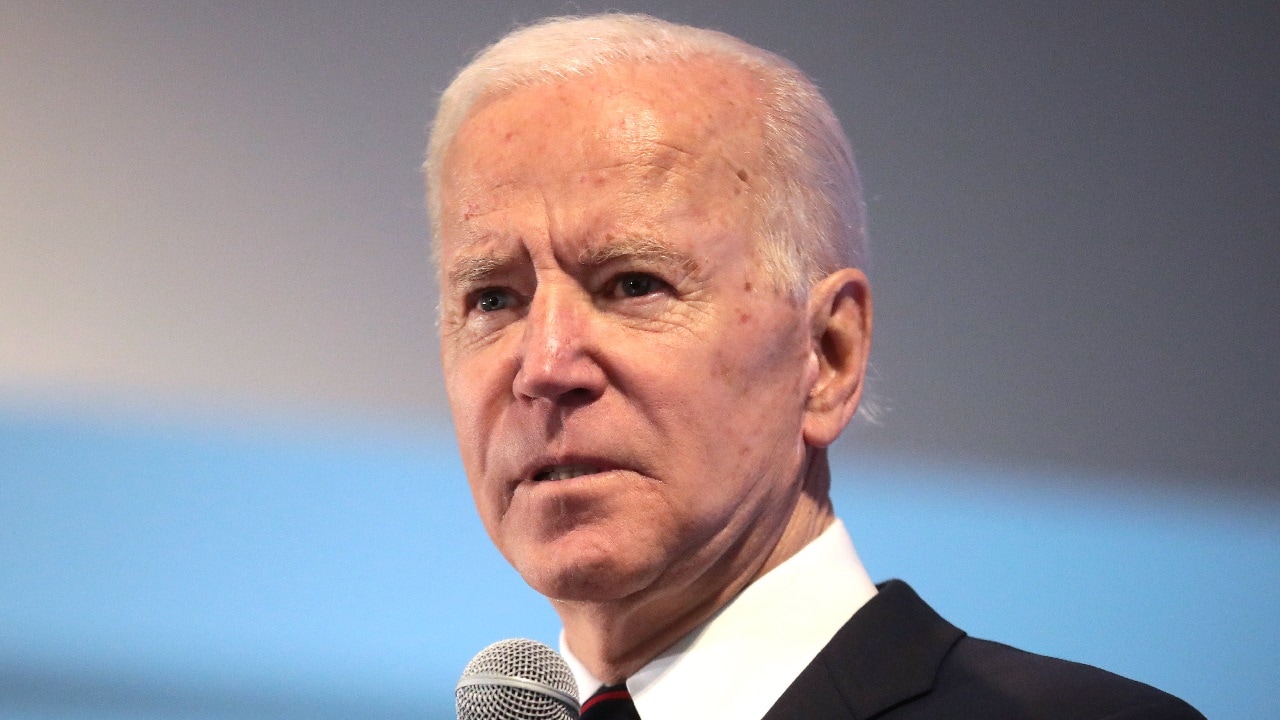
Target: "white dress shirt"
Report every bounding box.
[561,519,877,720]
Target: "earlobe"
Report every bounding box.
[802,268,873,448]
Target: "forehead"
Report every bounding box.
[437,58,767,233]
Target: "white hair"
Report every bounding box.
[425,13,867,295]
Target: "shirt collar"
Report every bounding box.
[561,518,877,720]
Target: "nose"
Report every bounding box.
[512,284,606,404]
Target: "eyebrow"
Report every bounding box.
[444,236,702,289]
[577,237,701,276]
[445,254,513,288]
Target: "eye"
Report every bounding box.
[473,287,517,312]
[610,272,666,299]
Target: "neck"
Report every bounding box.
[555,450,835,683]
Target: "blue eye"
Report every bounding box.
[615,273,660,298]
[475,288,513,312]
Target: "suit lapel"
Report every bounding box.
[763,581,964,720]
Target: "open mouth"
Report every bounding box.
[532,464,600,482]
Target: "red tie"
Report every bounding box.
[579,683,641,720]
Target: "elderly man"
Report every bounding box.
[427,13,1203,720]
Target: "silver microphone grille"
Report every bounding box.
[456,638,580,720]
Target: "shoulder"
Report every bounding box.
[923,635,1206,720]
[768,580,1205,720]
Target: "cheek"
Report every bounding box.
[702,313,810,449]
[715,306,808,394]
[444,376,482,456]
[650,319,798,471]
[443,358,509,490]
[444,331,516,424]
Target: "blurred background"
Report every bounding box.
[2,1,1277,718]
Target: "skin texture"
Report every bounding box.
[436,58,872,682]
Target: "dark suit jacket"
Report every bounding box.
[763,581,1205,720]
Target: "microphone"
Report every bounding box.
[456,638,581,720]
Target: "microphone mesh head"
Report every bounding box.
[456,638,579,720]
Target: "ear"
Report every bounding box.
[802,268,873,448]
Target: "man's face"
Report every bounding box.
[437,61,821,610]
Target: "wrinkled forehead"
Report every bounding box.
[439,58,769,206]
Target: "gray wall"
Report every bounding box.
[3,1,1277,493]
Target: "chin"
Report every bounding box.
[515,538,662,604]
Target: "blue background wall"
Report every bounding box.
[2,412,1275,718]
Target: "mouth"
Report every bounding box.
[531,464,601,482]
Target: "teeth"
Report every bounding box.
[536,464,598,481]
